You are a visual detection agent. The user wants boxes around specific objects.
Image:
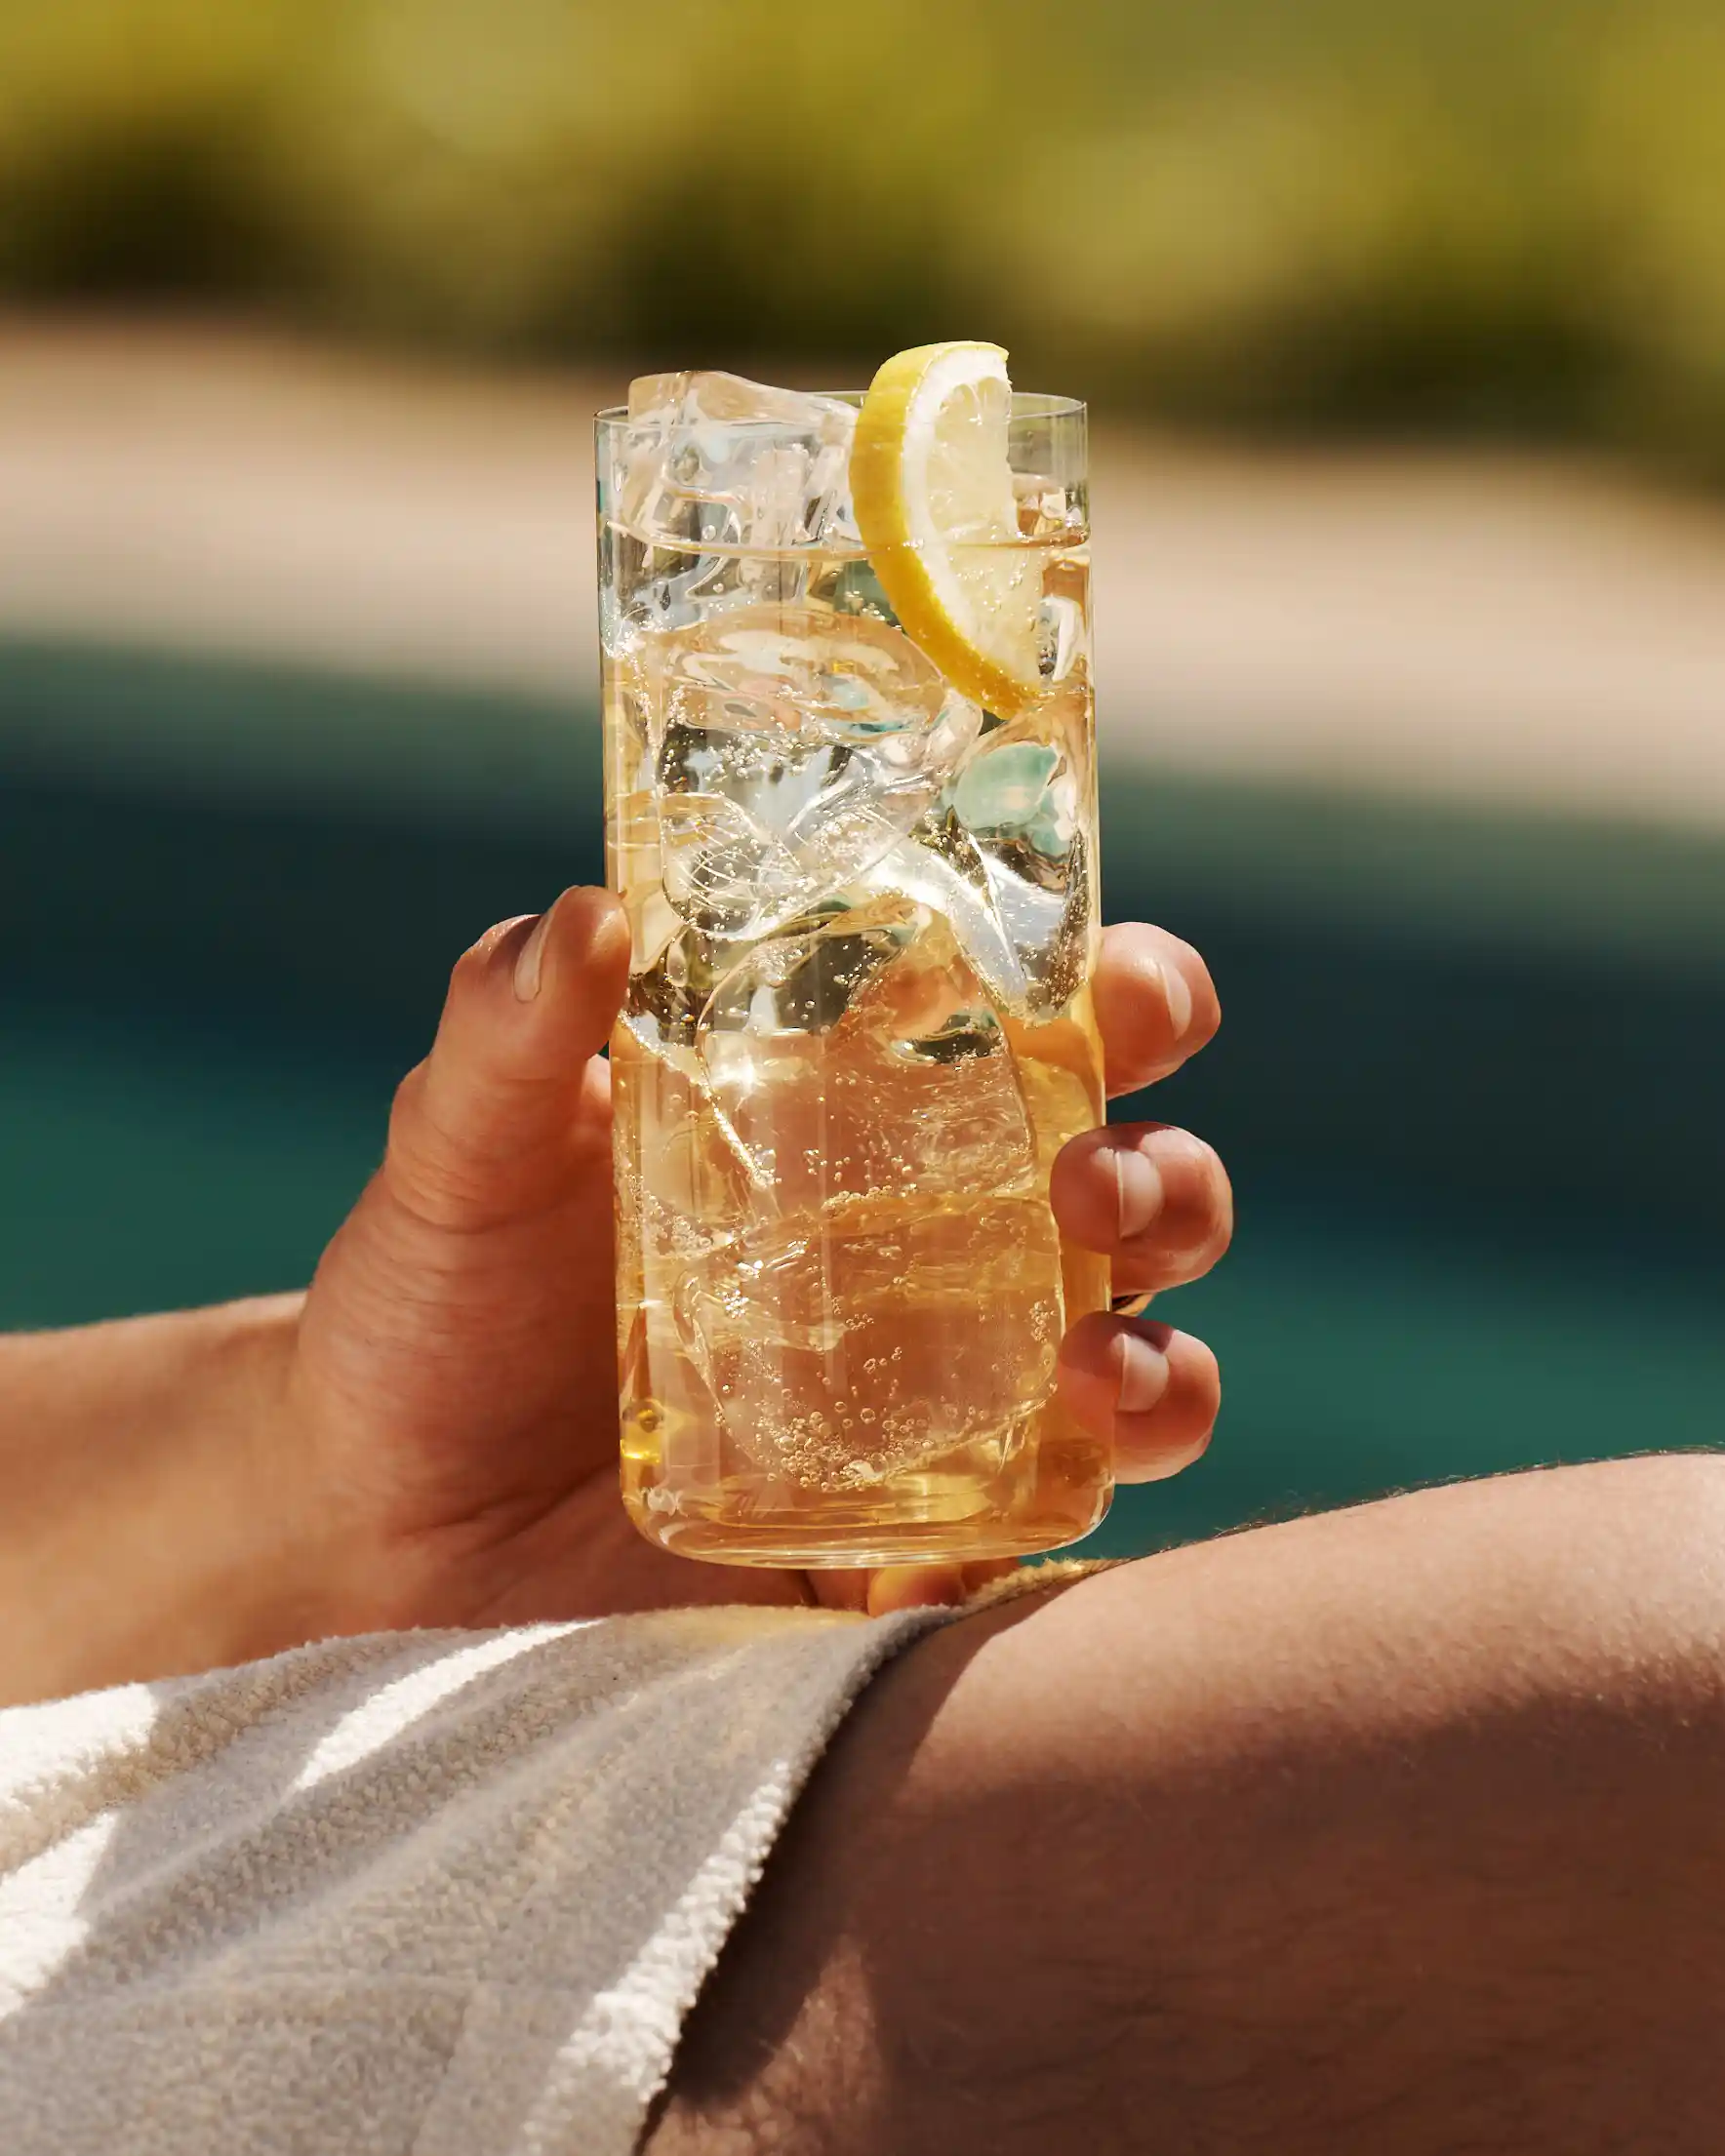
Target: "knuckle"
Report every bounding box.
[449,938,500,998]
[387,1060,430,1141]
[382,1124,484,1225]
[383,1064,521,1227]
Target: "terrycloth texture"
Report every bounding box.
[0,1603,951,2156]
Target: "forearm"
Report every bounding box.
[0,1297,320,1705]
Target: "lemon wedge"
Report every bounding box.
[850,340,1043,717]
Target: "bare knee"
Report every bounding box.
[655,1457,1725,2154]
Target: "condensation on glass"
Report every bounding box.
[598,378,1109,1566]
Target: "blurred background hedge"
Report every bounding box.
[5,0,1725,473]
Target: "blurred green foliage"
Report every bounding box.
[3,0,1725,468]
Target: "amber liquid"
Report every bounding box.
[603,523,1109,1565]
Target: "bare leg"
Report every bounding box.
[648,1455,1725,2154]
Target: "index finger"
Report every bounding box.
[1094,922,1222,1098]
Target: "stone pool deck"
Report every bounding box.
[5,315,1725,832]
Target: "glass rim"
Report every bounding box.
[594,389,1086,429]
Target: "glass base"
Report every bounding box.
[623,1513,1110,1571]
[622,1438,1112,1570]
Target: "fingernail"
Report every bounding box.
[1114,1143,1165,1239]
[513,907,554,1001]
[1157,955,1194,1041]
[1115,1328,1172,1416]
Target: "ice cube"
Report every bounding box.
[658,606,960,750]
[619,371,859,554]
[641,607,982,941]
[672,1194,1063,1484]
[958,707,1092,1011]
[610,1025,755,1270]
[623,917,742,1055]
[696,900,1038,1212]
[608,788,682,978]
[951,738,1064,834]
[856,818,1027,1012]
[657,791,806,941]
[650,881,1067,1492]
[863,692,1094,1018]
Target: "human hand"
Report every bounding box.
[274,889,1229,1638]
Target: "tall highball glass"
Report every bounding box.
[598,377,1108,1566]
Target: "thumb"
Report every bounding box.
[384,886,631,1232]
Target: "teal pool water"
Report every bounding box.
[4,643,1721,1553]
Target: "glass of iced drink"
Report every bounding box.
[599,341,1110,1566]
